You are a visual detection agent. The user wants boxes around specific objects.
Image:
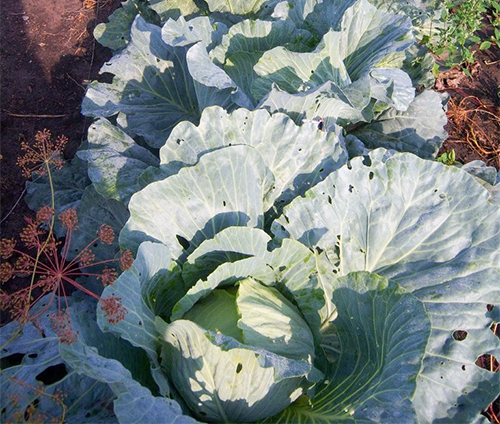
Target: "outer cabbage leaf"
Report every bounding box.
[25,156,90,236]
[0,297,116,423]
[350,90,448,159]
[273,149,500,421]
[271,0,354,34]
[160,16,226,49]
[205,0,279,15]
[156,318,312,423]
[148,0,200,22]
[186,42,254,111]
[60,296,196,424]
[208,19,314,105]
[93,0,159,51]
[159,106,348,221]
[77,118,159,205]
[259,67,415,123]
[267,272,431,423]
[82,16,200,148]
[260,73,446,158]
[25,158,127,266]
[68,185,129,264]
[253,0,412,101]
[119,145,272,257]
[97,242,187,395]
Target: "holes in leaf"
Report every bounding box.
[315,247,324,254]
[199,412,207,417]
[434,189,438,193]
[348,185,354,193]
[35,363,68,385]
[476,354,499,372]
[176,139,182,145]
[461,364,466,371]
[176,235,190,250]
[93,243,98,248]
[236,363,243,374]
[362,155,372,166]
[222,200,226,207]
[279,266,286,272]
[24,399,39,421]
[369,172,374,180]
[1,353,25,369]
[319,168,324,173]
[28,353,38,359]
[453,330,468,341]
[85,412,91,418]
[328,195,332,204]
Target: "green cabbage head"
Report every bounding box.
[156,275,323,422]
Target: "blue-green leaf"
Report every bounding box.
[267,272,430,423]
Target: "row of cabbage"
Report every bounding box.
[2,0,499,423]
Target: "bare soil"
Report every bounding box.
[1,0,121,242]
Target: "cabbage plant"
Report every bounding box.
[1,1,499,422]
[35,107,496,423]
[83,0,447,157]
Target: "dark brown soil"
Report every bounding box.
[1,0,121,242]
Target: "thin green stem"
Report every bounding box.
[26,161,56,320]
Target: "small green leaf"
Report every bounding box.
[479,41,492,50]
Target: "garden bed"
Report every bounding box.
[1,0,499,422]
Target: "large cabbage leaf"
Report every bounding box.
[59,296,196,424]
[265,271,432,423]
[82,16,199,147]
[77,118,159,205]
[274,149,500,421]
[82,16,248,147]
[120,106,348,256]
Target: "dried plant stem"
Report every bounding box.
[0,187,27,224]
[3,110,67,118]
